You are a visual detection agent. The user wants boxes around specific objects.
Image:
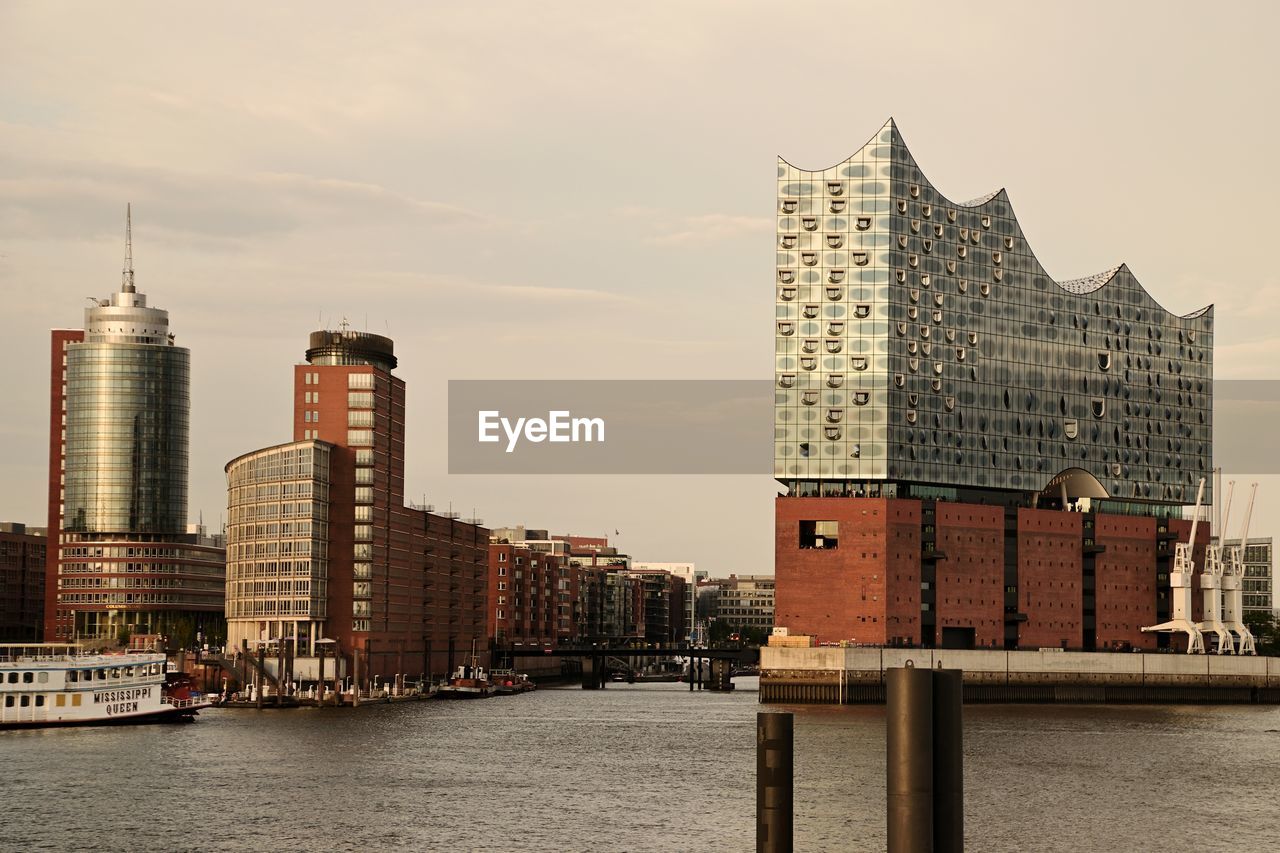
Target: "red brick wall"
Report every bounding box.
[1017,509,1083,649]
[45,330,84,640]
[291,363,489,679]
[934,504,1004,648]
[885,503,922,645]
[775,497,920,645]
[775,495,1190,652]
[1095,514,1157,649]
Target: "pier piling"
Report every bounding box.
[887,665,933,853]
[255,644,265,710]
[317,644,326,705]
[353,643,361,707]
[933,669,964,853]
[756,711,794,853]
[886,665,965,853]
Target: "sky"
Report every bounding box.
[1,1,1279,588]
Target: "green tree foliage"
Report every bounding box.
[1243,611,1280,655]
[707,620,769,647]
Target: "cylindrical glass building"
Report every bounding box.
[63,336,189,534]
[48,226,224,645]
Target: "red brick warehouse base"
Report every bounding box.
[775,495,1204,651]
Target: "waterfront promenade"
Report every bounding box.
[762,647,1280,704]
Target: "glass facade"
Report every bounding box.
[1223,537,1275,614]
[776,120,1213,506]
[63,343,189,534]
[224,441,331,655]
[51,264,223,643]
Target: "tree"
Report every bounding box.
[1243,611,1279,656]
[116,626,131,649]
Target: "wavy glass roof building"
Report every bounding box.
[774,121,1215,652]
[775,119,1212,507]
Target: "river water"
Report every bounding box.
[3,678,1279,852]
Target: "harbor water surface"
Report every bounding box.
[4,678,1279,852]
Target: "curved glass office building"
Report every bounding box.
[63,338,189,535]
[46,218,224,644]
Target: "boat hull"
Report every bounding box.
[436,686,491,699]
[0,703,207,731]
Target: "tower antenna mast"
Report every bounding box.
[122,203,136,293]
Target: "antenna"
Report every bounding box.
[122,203,136,293]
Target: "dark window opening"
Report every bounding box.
[799,520,839,550]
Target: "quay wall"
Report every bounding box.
[760,648,1280,704]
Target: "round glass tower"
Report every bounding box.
[62,279,190,535]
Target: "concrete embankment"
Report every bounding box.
[760,648,1280,704]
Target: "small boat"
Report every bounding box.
[437,661,494,699]
[1,643,212,730]
[490,669,536,695]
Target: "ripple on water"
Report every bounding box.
[3,680,1279,852]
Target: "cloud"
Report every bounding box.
[635,212,770,246]
[0,154,484,245]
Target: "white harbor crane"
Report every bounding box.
[1197,480,1235,653]
[1221,482,1258,655]
[1142,477,1206,653]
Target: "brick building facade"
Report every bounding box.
[776,495,1207,651]
[1,524,47,642]
[772,122,1217,652]
[226,330,488,681]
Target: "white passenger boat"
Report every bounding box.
[0,644,211,730]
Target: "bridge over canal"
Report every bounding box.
[494,643,761,690]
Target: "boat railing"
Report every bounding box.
[161,695,209,710]
[0,644,87,663]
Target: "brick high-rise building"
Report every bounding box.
[45,210,224,645]
[1,523,47,642]
[225,329,488,681]
[774,121,1214,651]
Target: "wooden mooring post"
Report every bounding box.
[756,711,794,853]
